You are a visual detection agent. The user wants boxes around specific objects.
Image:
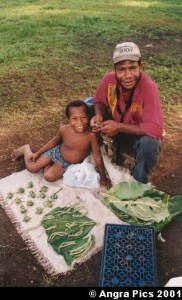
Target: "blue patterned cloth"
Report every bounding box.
[41,145,70,170]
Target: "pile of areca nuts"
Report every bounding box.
[6,182,62,223]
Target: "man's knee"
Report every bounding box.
[133,136,161,183]
[135,136,161,158]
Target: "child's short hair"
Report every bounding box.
[65,100,89,118]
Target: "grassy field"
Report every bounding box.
[0,0,181,124]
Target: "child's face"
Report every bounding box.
[68,106,89,133]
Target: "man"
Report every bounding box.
[90,42,163,184]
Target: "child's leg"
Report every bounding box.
[11,144,52,173]
[43,162,64,182]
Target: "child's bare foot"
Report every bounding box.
[11,144,29,161]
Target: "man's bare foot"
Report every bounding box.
[11,144,29,161]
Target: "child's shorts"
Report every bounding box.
[41,145,70,171]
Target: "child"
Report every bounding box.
[11,100,112,189]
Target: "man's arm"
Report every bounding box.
[100,120,145,137]
[90,72,112,132]
[94,103,108,118]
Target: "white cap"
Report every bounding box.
[113,42,141,64]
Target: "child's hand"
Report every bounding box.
[28,152,39,163]
[100,178,112,190]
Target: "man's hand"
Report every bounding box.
[90,115,103,133]
[100,120,120,137]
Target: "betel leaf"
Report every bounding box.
[112,197,170,223]
[41,206,96,265]
[101,182,182,234]
[143,189,168,202]
[168,195,182,216]
[105,182,152,200]
[168,195,182,220]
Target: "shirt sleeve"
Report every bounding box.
[93,75,110,108]
[139,81,163,139]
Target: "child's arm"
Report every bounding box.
[30,126,63,162]
[90,133,112,189]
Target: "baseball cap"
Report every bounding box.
[113,42,141,64]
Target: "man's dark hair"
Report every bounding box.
[65,100,89,118]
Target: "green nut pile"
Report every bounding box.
[6,181,62,223]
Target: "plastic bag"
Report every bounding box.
[63,157,100,188]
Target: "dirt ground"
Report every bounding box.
[0,108,182,287]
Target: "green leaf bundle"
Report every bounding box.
[101,182,182,234]
[41,206,96,266]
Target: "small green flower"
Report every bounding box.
[39,192,46,199]
[7,192,14,199]
[27,181,34,188]
[40,186,48,193]
[49,187,62,200]
[50,193,58,200]
[23,215,31,222]
[15,197,21,204]
[20,205,26,214]
[27,200,34,206]
[18,187,25,193]
[36,207,44,214]
[44,200,53,208]
[28,191,36,198]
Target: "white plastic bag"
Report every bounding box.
[63,157,100,188]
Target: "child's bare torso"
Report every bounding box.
[59,125,92,164]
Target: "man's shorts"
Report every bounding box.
[41,145,70,171]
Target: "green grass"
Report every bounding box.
[41,274,55,287]
[0,0,181,121]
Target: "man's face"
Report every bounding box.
[115,60,142,90]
